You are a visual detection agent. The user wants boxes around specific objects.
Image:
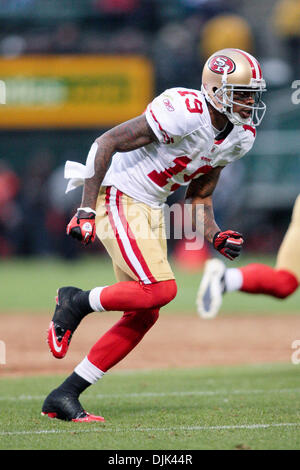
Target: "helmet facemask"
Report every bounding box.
[214,86,266,127]
[202,65,266,127]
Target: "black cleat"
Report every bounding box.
[47,287,91,359]
[41,388,105,423]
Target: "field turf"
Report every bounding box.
[1,364,300,450]
[1,256,300,450]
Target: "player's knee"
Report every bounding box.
[156,279,177,306]
[273,270,298,299]
[143,279,177,308]
[143,308,160,329]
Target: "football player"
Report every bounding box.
[42,48,267,422]
[197,195,299,319]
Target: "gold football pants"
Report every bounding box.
[95,186,175,284]
[276,194,300,281]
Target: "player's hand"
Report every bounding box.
[213,230,244,260]
[66,208,96,245]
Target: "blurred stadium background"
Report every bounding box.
[0,0,299,263]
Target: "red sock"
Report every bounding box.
[240,263,298,298]
[100,279,177,311]
[87,308,159,372]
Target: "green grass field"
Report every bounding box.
[1,256,300,450]
[1,364,300,450]
[1,254,300,315]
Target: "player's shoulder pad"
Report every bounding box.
[145,87,206,143]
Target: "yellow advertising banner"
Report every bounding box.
[0,55,154,128]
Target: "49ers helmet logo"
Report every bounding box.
[208,55,236,75]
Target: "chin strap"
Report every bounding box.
[226,110,253,127]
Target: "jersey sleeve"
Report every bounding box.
[145,88,205,144]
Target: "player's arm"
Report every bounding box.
[67,115,157,245]
[82,115,157,210]
[185,167,244,260]
[186,167,222,243]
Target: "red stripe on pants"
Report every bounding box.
[105,186,141,281]
[115,189,157,283]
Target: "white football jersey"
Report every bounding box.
[102,87,256,207]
